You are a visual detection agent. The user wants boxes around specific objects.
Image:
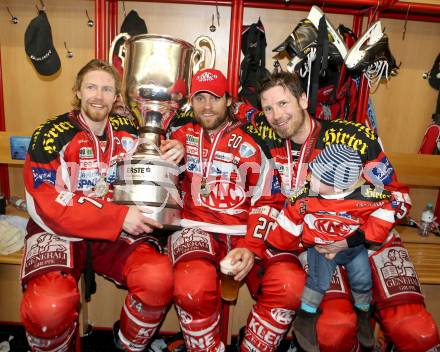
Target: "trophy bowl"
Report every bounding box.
[109,33,215,229]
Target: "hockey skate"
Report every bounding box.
[273,5,347,74]
[272,18,317,58]
[344,21,383,70]
[307,5,348,62]
[345,21,399,91]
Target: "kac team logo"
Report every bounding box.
[199,180,246,211]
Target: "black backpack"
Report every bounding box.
[239,19,270,109]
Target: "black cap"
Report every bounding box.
[113,10,148,58]
[121,10,148,36]
[24,11,61,76]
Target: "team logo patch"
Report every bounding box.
[239,142,256,158]
[270,308,294,325]
[372,247,422,298]
[21,232,73,282]
[199,180,246,211]
[305,213,359,240]
[79,147,94,159]
[121,137,135,152]
[32,167,56,188]
[169,228,214,264]
[196,71,218,82]
[369,156,394,186]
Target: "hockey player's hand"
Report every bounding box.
[223,248,255,281]
[324,252,337,260]
[160,139,184,164]
[122,205,163,236]
[315,239,348,257]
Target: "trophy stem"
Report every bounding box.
[135,126,164,156]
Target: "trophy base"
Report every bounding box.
[113,155,182,230]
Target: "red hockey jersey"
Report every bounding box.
[267,183,396,252]
[168,109,277,241]
[24,111,138,241]
[236,106,411,257]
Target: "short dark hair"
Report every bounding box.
[257,71,305,102]
[72,59,121,110]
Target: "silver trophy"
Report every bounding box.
[109,33,215,229]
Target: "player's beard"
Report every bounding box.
[82,100,111,122]
[274,108,307,140]
[196,111,229,133]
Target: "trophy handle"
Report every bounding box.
[192,36,216,73]
[109,32,131,67]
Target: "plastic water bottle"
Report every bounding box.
[419,203,435,237]
[8,196,27,211]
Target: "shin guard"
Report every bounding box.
[118,293,167,352]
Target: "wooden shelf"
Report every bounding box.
[387,152,440,188]
[397,225,440,245]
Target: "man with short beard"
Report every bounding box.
[226,71,440,352]
[167,69,300,352]
[21,59,182,352]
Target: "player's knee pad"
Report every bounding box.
[124,244,174,307]
[20,271,80,338]
[174,258,218,313]
[261,261,306,310]
[379,303,440,352]
[317,298,357,352]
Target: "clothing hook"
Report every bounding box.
[402,4,411,41]
[122,1,127,17]
[86,9,94,27]
[209,14,216,32]
[6,7,19,24]
[215,0,220,27]
[371,0,380,22]
[64,42,74,59]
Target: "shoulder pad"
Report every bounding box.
[28,113,78,163]
[109,115,138,135]
[244,119,282,144]
[168,108,196,130]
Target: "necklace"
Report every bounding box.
[198,121,231,197]
[285,118,318,201]
[77,113,114,198]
